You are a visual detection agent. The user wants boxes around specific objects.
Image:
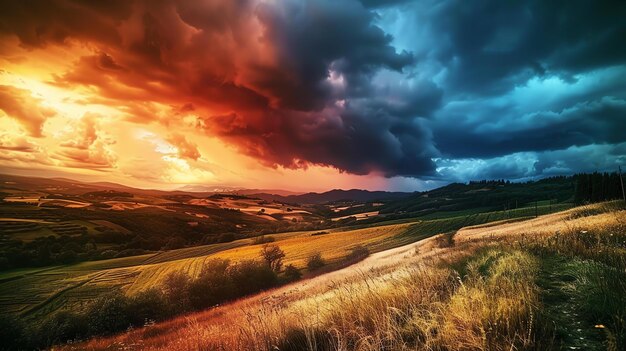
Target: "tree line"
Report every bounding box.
[574,172,625,204]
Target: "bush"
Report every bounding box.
[306,253,326,271]
[252,235,275,244]
[346,245,370,261]
[57,249,77,264]
[187,259,278,309]
[435,232,455,248]
[229,259,278,295]
[16,257,286,350]
[162,271,192,313]
[35,310,88,346]
[283,264,302,282]
[127,288,171,325]
[85,291,131,335]
[188,259,234,310]
[0,314,27,350]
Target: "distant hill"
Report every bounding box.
[0,174,210,197]
[379,176,576,216]
[177,184,245,193]
[0,174,409,204]
[251,189,414,204]
[178,184,303,197]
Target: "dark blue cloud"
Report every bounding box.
[381,0,626,97]
[373,0,626,182]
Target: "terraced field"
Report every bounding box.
[0,213,101,241]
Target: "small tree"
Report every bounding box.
[261,244,286,272]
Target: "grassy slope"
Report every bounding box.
[0,203,570,322]
[0,222,410,319]
[67,202,625,351]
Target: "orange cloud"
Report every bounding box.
[0,135,38,153]
[166,133,201,160]
[0,85,56,137]
[54,113,117,170]
[0,0,436,189]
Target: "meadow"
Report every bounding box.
[0,203,569,325]
[63,201,625,351]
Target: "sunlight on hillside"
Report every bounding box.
[64,202,626,351]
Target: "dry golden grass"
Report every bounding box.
[0,221,414,318]
[124,223,411,294]
[61,202,626,351]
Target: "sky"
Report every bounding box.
[0,0,625,192]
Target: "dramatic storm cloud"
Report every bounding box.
[0,0,624,189]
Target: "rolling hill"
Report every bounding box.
[251,189,414,204]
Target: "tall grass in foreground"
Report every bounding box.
[519,203,626,350]
[154,248,548,351]
[277,249,548,351]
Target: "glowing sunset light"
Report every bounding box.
[0,1,624,191]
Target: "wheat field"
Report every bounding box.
[63,202,626,350]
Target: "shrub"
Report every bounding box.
[306,253,326,271]
[228,259,278,295]
[435,232,456,248]
[252,235,275,244]
[188,259,234,310]
[346,245,370,261]
[162,271,191,313]
[35,310,88,346]
[85,291,131,335]
[127,288,171,325]
[0,314,27,350]
[283,264,302,282]
[57,249,77,264]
